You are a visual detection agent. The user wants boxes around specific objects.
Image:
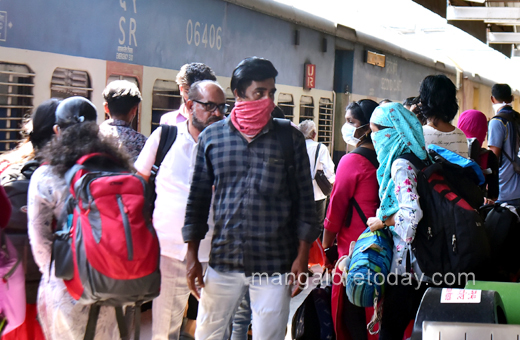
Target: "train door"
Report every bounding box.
[0,63,34,153]
[106,61,143,132]
[333,49,355,164]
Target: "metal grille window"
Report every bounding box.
[51,68,92,99]
[225,88,235,117]
[278,93,294,121]
[151,79,181,132]
[299,95,314,123]
[0,63,34,153]
[318,98,333,147]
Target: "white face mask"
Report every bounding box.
[493,102,510,114]
[342,123,368,147]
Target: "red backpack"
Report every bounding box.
[53,153,160,340]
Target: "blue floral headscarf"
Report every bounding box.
[370,103,428,221]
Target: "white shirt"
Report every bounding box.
[305,139,336,201]
[134,121,213,261]
[423,125,469,158]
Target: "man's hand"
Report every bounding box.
[186,241,204,300]
[288,240,311,297]
[186,257,204,300]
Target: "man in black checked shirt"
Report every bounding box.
[182,57,320,339]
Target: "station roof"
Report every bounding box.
[273,0,520,91]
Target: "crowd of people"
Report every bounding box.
[0,56,518,340]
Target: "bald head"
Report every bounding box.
[188,80,225,103]
[186,80,227,134]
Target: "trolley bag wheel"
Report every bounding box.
[411,287,506,340]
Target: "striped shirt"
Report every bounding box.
[183,117,320,276]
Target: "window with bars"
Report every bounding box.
[277,93,294,122]
[225,88,235,117]
[318,98,333,147]
[51,68,92,99]
[151,79,181,133]
[299,95,314,123]
[0,63,34,153]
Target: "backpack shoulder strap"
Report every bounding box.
[349,147,379,169]
[273,119,297,201]
[398,153,426,171]
[351,197,368,225]
[494,111,519,162]
[154,125,178,170]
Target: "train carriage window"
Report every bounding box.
[51,68,92,99]
[151,79,181,133]
[299,95,314,123]
[0,63,34,153]
[277,93,294,122]
[318,98,333,147]
[225,88,235,116]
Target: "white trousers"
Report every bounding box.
[195,266,291,340]
[152,255,207,340]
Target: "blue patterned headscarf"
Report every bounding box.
[370,103,428,221]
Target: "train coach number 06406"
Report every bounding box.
[186,20,222,50]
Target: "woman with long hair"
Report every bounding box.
[27,97,132,339]
[418,75,468,157]
[0,99,59,340]
[0,99,59,174]
[322,99,379,340]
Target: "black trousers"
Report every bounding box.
[316,198,327,229]
[379,276,428,340]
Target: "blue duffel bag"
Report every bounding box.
[346,227,393,308]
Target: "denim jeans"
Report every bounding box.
[226,292,251,340]
[195,266,291,340]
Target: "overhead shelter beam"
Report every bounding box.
[487,32,520,44]
[447,6,520,23]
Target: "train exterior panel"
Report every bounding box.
[0,0,509,156]
[0,0,337,151]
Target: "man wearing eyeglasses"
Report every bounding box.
[160,63,218,126]
[183,57,320,339]
[135,80,227,340]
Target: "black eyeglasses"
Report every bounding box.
[193,100,229,114]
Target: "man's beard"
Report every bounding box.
[192,113,221,132]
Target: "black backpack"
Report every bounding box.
[0,160,42,304]
[398,153,490,280]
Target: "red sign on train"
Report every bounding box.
[304,63,316,89]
